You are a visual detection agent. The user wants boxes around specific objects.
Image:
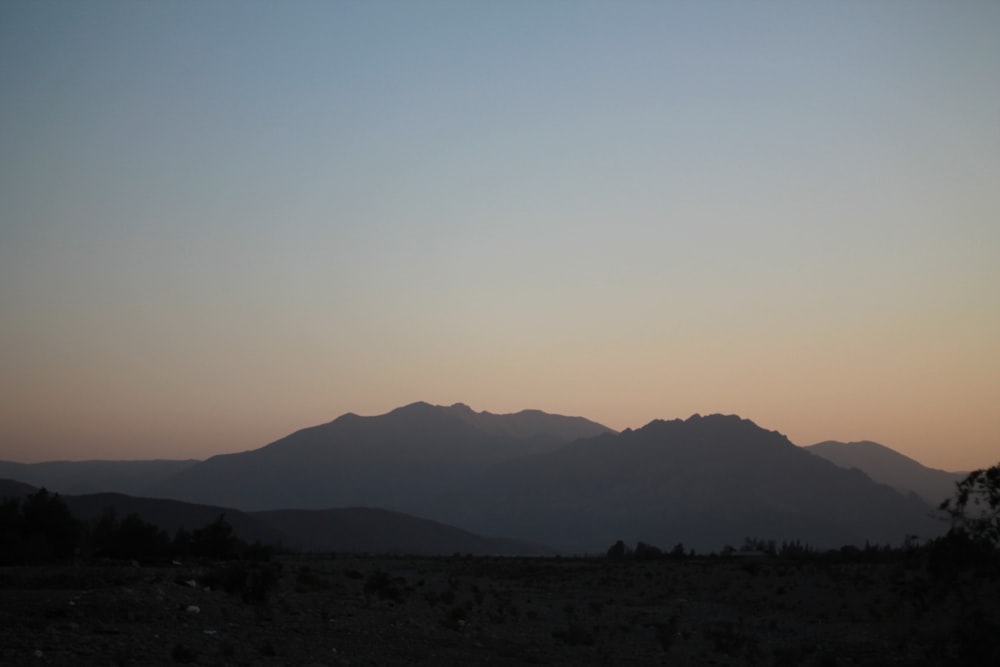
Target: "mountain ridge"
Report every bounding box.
[0,459,200,497]
[151,403,614,511]
[1,405,963,554]
[420,413,941,552]
[805,440,966,508]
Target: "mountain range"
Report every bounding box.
[150,402,613,511]
[418,414,942,551]
[804,440,966,508]
[1,402,967,553]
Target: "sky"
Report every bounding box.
[1,1,998,470]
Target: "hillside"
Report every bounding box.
[0,459,200,496]
[422,415,942,552]
[805,440,966,507]
[252,507,552,556]
[0,481,549,556]
[152,402,613,511]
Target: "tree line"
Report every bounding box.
[0,488,271,565]
[607,463,1000,566]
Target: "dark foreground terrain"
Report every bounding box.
[1,553,997,666]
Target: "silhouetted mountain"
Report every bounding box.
[0,459,200,496]
[0,478,38,499]
[4,406,957,555]
[0,481,546,556]
[421,415,943,552]
[253,508,553,556]
[0,480,290,547]
[72,493,296,547]
[805,440,966,507]
[152,402,614,511]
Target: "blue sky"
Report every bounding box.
[2,1,998,467]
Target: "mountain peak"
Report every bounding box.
[641,413,767,433]
[393,401,436,413]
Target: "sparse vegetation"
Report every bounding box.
[199,559,282,603]
[2,490,999,664]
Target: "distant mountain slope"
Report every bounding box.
[422,415,942,553]
[0,478,38,499]
[805,440,966,507]
[65,492,294,547]
[0,481,547,556]
[252,508,553,556]
[0,480,289,547]
[152,402,614,511]
[0,459,200,496]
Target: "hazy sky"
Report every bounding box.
[2,1,998,469]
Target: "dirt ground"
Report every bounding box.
[1,553,997,666]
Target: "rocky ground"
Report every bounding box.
[1,553,997,666]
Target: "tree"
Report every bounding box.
[0,497,25,565]
[939,463,1000,549]
[606,539,630,559]
[190,514,242,559]
[20,488,80,561]
[633,541,663,560]
[115,513,171,562]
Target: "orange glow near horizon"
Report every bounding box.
[1,3,998,472]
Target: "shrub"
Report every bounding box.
[201,560,282,604]
[363,569,405,602]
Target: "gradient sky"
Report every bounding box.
[2,1,998,470]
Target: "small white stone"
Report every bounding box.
[186,605,200,614]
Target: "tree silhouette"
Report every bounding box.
[0,489,81,563]
[190,514,242,559]
[606,539,630,559]
[90,507,170,562]
[939,463,1000,549]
